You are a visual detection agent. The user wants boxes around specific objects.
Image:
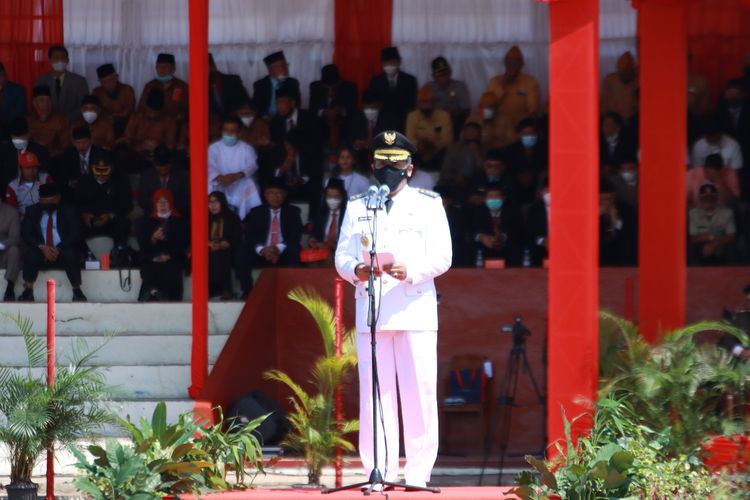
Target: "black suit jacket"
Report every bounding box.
[308,79,358,118]
[345,110,401,145]
[50,145,108,201]
[252,76,301,117]
[244,204,302,266]
[310,203,346,242]
[75,174,133,217]
[0,142,50,193]
[599,133,637,169]
[210,72,250,119]
[367,71,418,132]
[22,203,81,249]
[525,200,548,266]
[268,109,323,184]
[138,168,190,216]
[469,201,523,265]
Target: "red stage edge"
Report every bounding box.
[637,0,687,341]
[188,0,210,399]
[546,0,600,450]
[334,277,345,488]
[46,279,55,500]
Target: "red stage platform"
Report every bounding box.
[183,487,517,499]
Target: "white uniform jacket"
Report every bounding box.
[335,184,452,332]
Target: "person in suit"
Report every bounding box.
[0,117,50,193]
[434,184,471,267]
[208,191,243,300]
[347,89,401,168]
[137,53,189,126]
[309,64,357,150]
[600,179,638,266]
[236,178,303,297]
[139,144,190,216]
[308,178,347,258]
[525,179,550,267]
[35,45,89,121]
[0,195,21,301]
[252,51,301,117]
[92,63,136,138]
[28,85,70,157]
[719,284,750,361]
[0,63,27,138]
[137,188,189,301]
[600,112,637,175]
[19,182,86,302]
[470,182,524,266]
[366,46,418,132]
[209,53,250,121]
[51,125,107,202]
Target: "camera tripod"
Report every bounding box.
[479,318,545,486]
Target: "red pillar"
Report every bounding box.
[637,0,687,341]
[188,0,209,399]
[546,0,600,447]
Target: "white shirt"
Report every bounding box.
[40,209,61,247]
[285,108,299,132]
[256,208,287,255]
[691,135,743,170]
[208,139,258,182]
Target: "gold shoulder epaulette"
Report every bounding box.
[418,188,439,198]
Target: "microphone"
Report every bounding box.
[377,184,391,209]
[366,185,379,210]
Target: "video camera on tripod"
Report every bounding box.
[501,316,531,348]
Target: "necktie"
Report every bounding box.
[287,118,295,132]
[46,213,54,246]
[385,198,393,214]
[326,210,338,247]
[270,209,280,246]
[55,77,62,98]
[80,154,88,174]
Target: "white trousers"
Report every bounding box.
[356,330,438,485]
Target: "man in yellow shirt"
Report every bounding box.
[405,85,453,171]
[601,52,639,123]
[486,46,541,131]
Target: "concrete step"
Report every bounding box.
[0,334,229,366]
[0,302,243,336]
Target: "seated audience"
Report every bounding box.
[6,151,51,218]
[686,153,740,209]
[471,148,515,199]
[74,95,115,149]
[469,183,523,266]
[236,179,303,298]
[137,189,189,301]
[20,182,86,302]
[309,64,358,148]
[503,117,547,174]
[601,51,639,124]
[208,116,262,220]
[35,45,89,121]
[137,53,189,125]
[428,56,470,138]
[607,156,639,212]
[253,51,300,117]
[434,184,471,267]
[467,92,515,149]
[0,194,21,301]
[124,87,177,167]
[439,121,483,197]
[486,46,541,132]
[600,112,637,174]
[525,178,550,267]
[28,85,70,157]
[599,180,637,266]
[1,118,50,192]
[691,117,743,170]
[348,89,399,166]
[308,178,347,258]
[139,144,190,216]
[0,63,27,135]
[405,84,453,171]
[687,53,711,120]
[717,81,749,148]
[53,125,108,201]
[367,46,418,132]
[325,145,369,197]
[269,81,319,147]
[236,99,271,148]
[208,53,250,121]
[92,63,136,138]
[208,191,243,300]
[75,155,132,253]
[688,183,737,265]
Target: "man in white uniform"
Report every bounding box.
[335,131,452,489]
[208,116,262,219]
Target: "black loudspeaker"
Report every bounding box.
[227,390,290,446]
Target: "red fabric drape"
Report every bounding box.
[333,0,392,105]
[0,0,63,105]
[686,0,750,104]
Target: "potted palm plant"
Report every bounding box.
[264,288,359,487]
[0,314,114,500]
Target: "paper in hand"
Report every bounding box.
[361,251,395,271]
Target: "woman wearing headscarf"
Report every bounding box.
[137,188,189,301]
[208,191,242,299]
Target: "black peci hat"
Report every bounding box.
[96,63,116,79]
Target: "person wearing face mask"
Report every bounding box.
[52,125,108,202]
[470,148,515,204]
[526,177,550,267]
[73,95,115,150]
[208,116,262,220]
[599,180,637,266]
[309,178,347,261]
[366,46,418,132]
[439,122,484,197]
[124,87,178,167]
[503,117,547,174]
[689,184,737,265]
[27,85,71,157]
[35,45,89,122]
[405,85,453,171]
[139,144,190,216]
[207,191,242,300]
[0,118,50,194]
[717,82,750,176]
[608,157,640,213]
[92,64,135,138]
[686,153,740,209]
[601,51,639,123]
[335,130,451,490]
[348,89,400,167]
[309,63,358,123]
[599,112,637,175]
[137,189,189,301]
[74,156,132,253]
[470,182,523,265]
[234,99,271,148]
[208,53,250,122]
[0,63,27,137]
[20,182,86,302]
[137,53,189,126]
[252,51,301,118]
[486,46,541,132]
[6,152,52,219]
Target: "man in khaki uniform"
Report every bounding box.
[92,64,136,138]
[486,46,541,131]
[465,91,516,149]
[601,52,639,122]
[27,85,70,157]
[405,85,453,170]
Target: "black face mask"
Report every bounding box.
[40,203,58,213]
[374,165,409,192]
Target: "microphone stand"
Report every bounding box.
[323,188,440,495]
